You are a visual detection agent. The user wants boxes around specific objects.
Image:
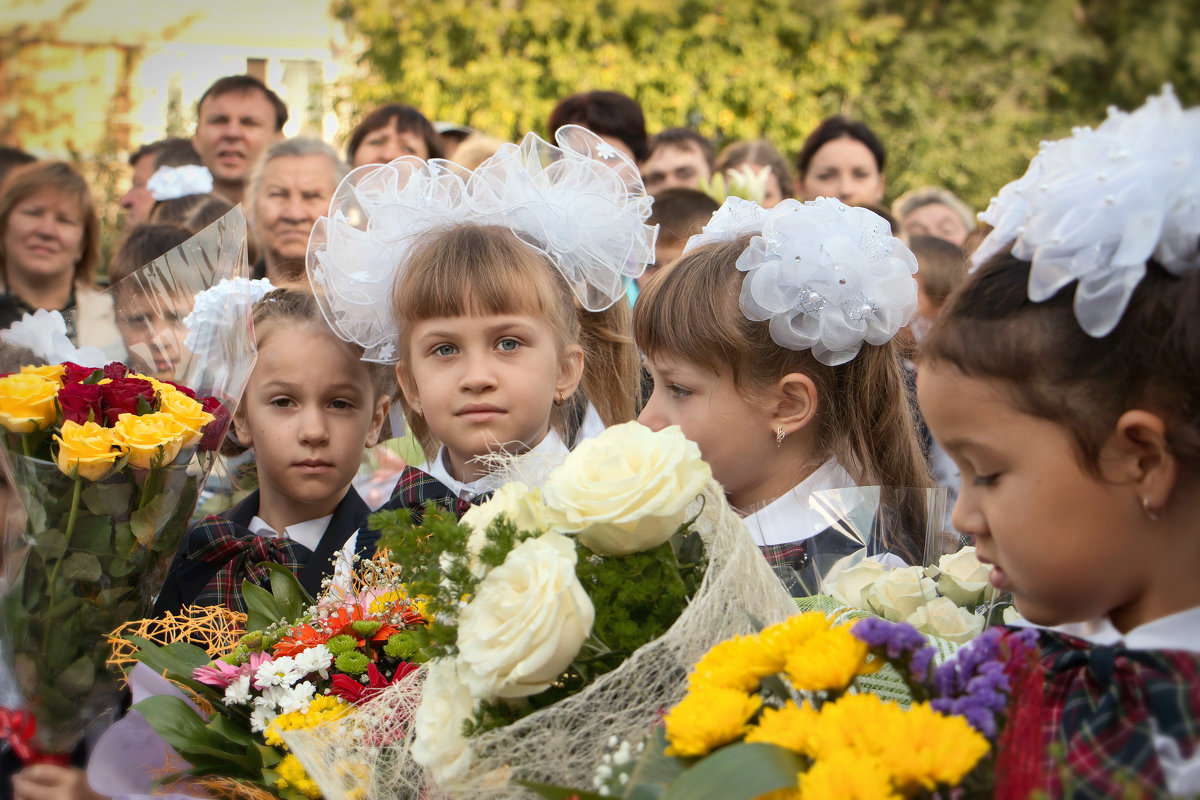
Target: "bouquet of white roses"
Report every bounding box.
[283,422,800,800]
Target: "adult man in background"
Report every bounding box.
[639,127,714,196]
[119,137,202,226]
[192,75,287,205]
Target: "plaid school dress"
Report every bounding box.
[155,488,376,615]
[377,465,475,525]
[995,627,1200,799]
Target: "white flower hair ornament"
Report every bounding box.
[306,157,473,363]
[700,196,918,366]
[682,196,767,255]
[973,85,1200,337]
[467,124,658,312]
[183,277,276,364]
[146,165,214,201]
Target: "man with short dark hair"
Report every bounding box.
[640,127,715,196]
[120,137,202,226]
[192,75,287,205]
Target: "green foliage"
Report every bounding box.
[336,0,1200,212]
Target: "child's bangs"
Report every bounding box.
[395,225,559,325]
[633,239,749,377]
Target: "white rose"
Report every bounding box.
[461,482,550,576]
[862,566,938,622]
[907,596,986,644]
[412,659,477,789]
[455,532,594,699]
[826,557,888,610]
[927,546,997,607]
[1003,606,1025,625]
[542,422,711,556]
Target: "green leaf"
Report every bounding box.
[81,482,133,517]
[61,552,102,581]
[130,493,168,547]
[54,654,96,694]
[518,781,609,800]
[626,728,689,800]
[267,562,313,620]
[33,529,67,560]
[659,743,804,800]
[132,694,218,752]
[70,514,115,556]
[242,581,280,632]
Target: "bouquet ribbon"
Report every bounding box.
[0,707,71,766]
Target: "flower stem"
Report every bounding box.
[41,477,82,662]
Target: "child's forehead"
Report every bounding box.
[257,324,371,376]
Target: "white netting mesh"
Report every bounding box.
[283,479,796,799]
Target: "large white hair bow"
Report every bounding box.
[974,85,1200,337]
[306,125,656,363]
[691,196,918,366]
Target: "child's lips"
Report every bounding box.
[977,552,1010,591]
[456,404,504,423]
[294,459,333,474]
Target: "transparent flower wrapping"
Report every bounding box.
[283,480,800,800]
[0,209,257,756]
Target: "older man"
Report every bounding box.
[192,75,288,205]
[245,138,348,283]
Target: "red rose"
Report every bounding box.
[99,378,155,426]
[197,396,229,452]
[102,362,129,382]
[57,381,103,425]
[62,362,101,384]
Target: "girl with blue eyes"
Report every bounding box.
[634,197,932,588]
[308,125,652,519]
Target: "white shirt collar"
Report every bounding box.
[742,458,857,546]
[424,428,572,501]
[1058,606,1200,653]
[248,514,332,553]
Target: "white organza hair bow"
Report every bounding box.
[147,165,214,201]
[306,125,656,364]
[690,196,918,366]
[973,85,1200,337]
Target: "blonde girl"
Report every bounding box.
[307,126,653,520]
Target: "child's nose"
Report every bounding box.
[636,394,666,432]
[459,351,498,392]
[297,407,329,444]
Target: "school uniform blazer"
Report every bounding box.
[155,487,378,615]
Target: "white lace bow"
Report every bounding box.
[147,165,214,201]
[306,125,657,364]
[690,196,918,366]
[974,85,1200,337]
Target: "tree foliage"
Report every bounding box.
[334,0,1200,211]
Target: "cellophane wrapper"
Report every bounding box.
[0,208,256,754]
[283,480,799,800]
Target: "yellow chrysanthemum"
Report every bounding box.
[369,588,429,622]
[756,612,832,671]
[275,753,322,799]
[264,695,350,748]
[874,703,990,790]
[798,752,898,800]
[687,635,778,692]
[807,693,904,760]
[664,687,762,757]
[745,701,820,754]
[783,625,878,693]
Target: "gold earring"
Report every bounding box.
[553,392,566,407]
[1142,497,1161,521]
[776,426,785,448]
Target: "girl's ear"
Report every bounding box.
[556,344,585,400]
[395,362,421,416]
[770,372,819,437]
[365,394,391,448]
[231,404,253,450]
[1110,409,1178,515]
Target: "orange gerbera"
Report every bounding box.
[327,605,399,647]
[273,623,331,657]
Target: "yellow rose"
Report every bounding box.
[113,412,188,469]
[0,373,60,432]
[54,420,127,481]
[157,388,214,447]
[19,364,65,383]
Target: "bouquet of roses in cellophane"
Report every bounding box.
[281,422,801,800]
[107,554,428,800]
[0,208,257,762]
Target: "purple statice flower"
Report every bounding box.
[932,628,1019,741]
[909,645,935,683]
[852,617,927,658]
